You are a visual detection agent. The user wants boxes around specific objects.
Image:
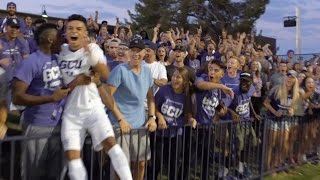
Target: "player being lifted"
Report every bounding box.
[58,14,132,180]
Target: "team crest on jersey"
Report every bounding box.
[202,91,219,117]
[206,55,215,62]
[235,99,250,115]
[43,62,62,90]
[161,99,184,124]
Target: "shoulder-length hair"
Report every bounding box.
[275,76,300,110]
[173,67,193,122]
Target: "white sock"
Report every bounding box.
[108,144,132,180]
[68,159,88,180]
[238,162,244,173]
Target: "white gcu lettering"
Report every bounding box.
[59,60,83,69]
[161,104,183,118]
[235,102,250,115]
[202,96,219,110]
[43,66,60,82]
[43,66,61,89]
[206,56,214,62]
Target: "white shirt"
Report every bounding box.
[58,43,106,115]
[143,60,167,94]
[143,60,167,110]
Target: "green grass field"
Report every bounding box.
[265,163,320,180]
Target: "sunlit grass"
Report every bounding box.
[265,163,320,180]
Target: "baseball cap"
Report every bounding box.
[287,70,297,78]
[173,44,186,52]
[101,20,108,25]
[144,41,157,51]
[6,18,20,28]
[240,72,253,81]
[107,38,121,45]
[129,38,144,49]
[7,2,16,8]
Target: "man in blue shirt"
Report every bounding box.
[108,38,157,180]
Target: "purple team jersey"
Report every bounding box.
[14,51,64,126]
[0,36,30,82]
[195,74,232,124]
[221,72,241,92]
[155,84,186,136]
[21,26,37,53]
[229,85,255,121]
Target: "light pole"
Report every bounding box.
[295,7,301,55]
[283,6,301,55]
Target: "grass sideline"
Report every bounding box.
[265,163,320,180]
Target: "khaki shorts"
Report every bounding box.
[236,123,257,152]
[115,129,151,162]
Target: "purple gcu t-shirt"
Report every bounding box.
[155,85,186,136]
[229,86,255,121]
[0,36,30,82]
[14,51,64,127]
[221,72,241,92]
[195,74,232,124]
[155,85,185,127]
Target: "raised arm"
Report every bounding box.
[126,24,132,40]
[94,11,99,24]
[235,32,246,56]
[152,24,160,43]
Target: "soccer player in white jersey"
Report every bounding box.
[58,14,132,180]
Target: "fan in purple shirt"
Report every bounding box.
[229,72,259,121]
[227,71,260,178]
[12,23,69,180]
[0,17,29,136]
[150,67,195,180]
[0,2,25,34]
[221,57,241,92]
[21,16,37,53]
[195,72,231,124]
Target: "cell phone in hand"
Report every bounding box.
[61,86,69,90]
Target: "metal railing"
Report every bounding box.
[0,115,319,180]
[277,53,320,62]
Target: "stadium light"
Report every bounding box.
[283,16,296,27]
[42,5,48,18]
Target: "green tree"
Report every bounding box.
[127,0,178,33]
[128,0,270,37]
[188,0,270,35]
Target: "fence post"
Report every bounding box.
[259,117,268,180]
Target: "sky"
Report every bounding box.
[0,0,319,55]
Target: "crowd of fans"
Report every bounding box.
[0,1,320,180]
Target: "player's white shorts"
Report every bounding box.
[61,107,114,151]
